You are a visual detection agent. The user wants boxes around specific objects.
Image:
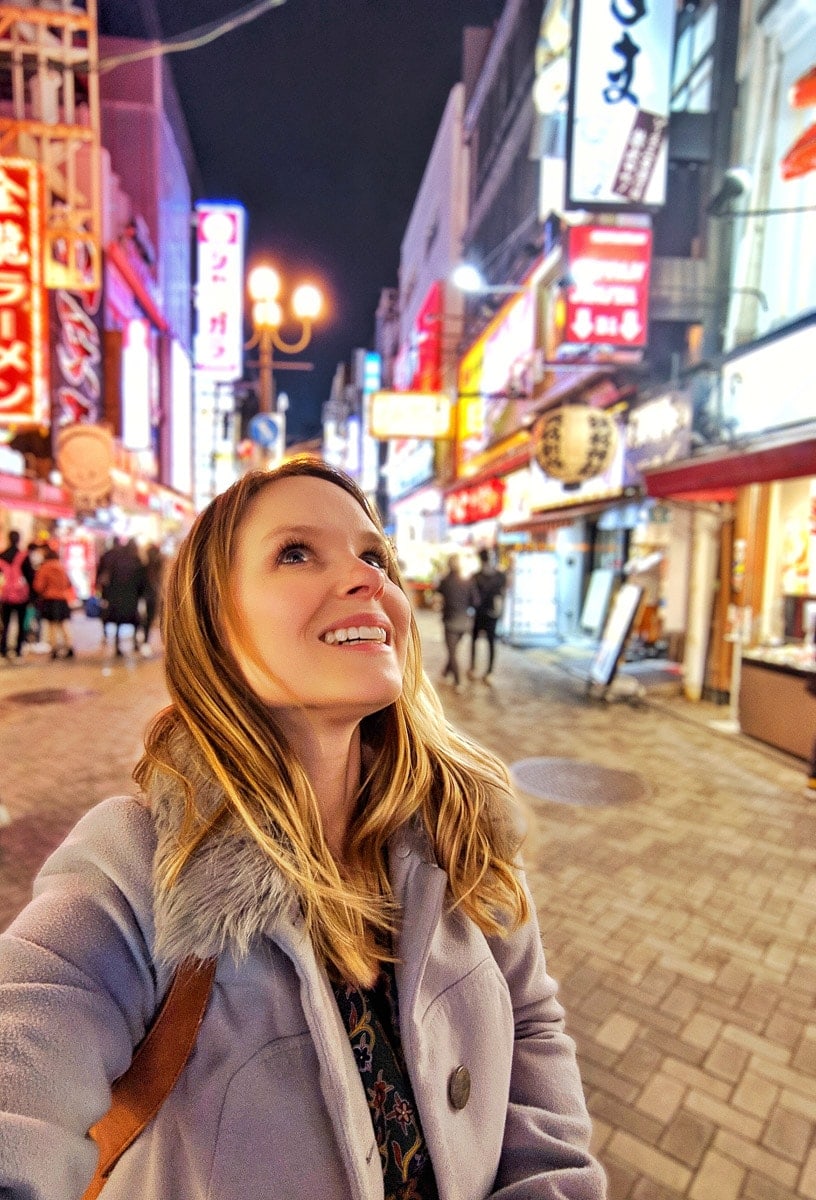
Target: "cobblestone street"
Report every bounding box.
[1,609,814,1199]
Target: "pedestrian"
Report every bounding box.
[435,551,476,691]
[94,538,117,644]
[100,537,147,656]
[24,541,45,646]
[468,546,508,685]
[0,458,605,1200]
[32,546,75,659]
[0,530,35,660]
[138,542,166,656]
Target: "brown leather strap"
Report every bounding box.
[83,956,217,1200]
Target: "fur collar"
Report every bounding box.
[149,728,300,969]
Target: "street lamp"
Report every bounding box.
[246,264,322,413]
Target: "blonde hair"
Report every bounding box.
[134,458,528,985]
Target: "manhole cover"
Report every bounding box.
[5,688,99,706]
[510,757,649,807]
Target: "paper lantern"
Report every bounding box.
[534,403,618,490]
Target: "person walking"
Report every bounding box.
[32,546,75,659]
[0,459,605,1199]
[24,541,46,646]
[435,552,476,692]
[468,546,508,684]
[0,530,35,660]
[138,543,166,656]
[101,537,147,656]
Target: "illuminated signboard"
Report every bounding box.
[50,288,103,427]
[370,391,453,440]
[122,318,152,450]
[562,225,652,349]
[566,0,676,210]
[394,281,443,392]
[194,202,245,379]
[445,478,506,526]
[0,159,48,427]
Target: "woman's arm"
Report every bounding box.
[0,798,161,1200]
[487,877,607,1198]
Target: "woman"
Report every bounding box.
[32,545,75,659]
[0,459,606,1199]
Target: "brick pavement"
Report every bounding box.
[0,608,814,1198]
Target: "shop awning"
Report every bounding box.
[501,493,628,536]
[0,471,74,520]
[642,426,816,499]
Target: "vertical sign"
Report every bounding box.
[194,202,245,379]
[566,0,676,210]
[0,159,48,426]
[50,288,103,427]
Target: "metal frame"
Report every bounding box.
[0,1,101,290]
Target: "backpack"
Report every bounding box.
[0,551,29,604]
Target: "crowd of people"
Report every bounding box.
[0,531,166,664]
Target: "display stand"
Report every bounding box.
[587,584,644,701]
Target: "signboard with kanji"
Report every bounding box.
[566,0,676,211]
[0,159,49,427]
[194,202,245,380]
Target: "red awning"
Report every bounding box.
[642,430,816,499]
[0,472,74,520]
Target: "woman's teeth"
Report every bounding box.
[322,626,386,645]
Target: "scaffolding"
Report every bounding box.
[0,1,101,290]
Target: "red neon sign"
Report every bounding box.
[445,478,505,526]
[564,225,652,348]
[0,159,48,426]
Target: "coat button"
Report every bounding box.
[448,1065,471,1110]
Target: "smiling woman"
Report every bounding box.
[0,457,606,1200]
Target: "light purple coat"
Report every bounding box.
[0,789,606,1199]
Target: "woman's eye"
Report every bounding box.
[277,543,311,565]
[362,549,388,569]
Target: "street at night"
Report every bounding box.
[1,612,814,1197]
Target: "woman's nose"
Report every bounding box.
[343,558,386,597]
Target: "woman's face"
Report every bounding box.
[230,475,412,729]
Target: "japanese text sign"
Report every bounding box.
[567,0,676,210]
[0,159,48,426]
[564,225,652,348]
[445,478,506,526]
[194,202,245,380]
[50,288,103,427]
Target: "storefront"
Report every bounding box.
[643,316,816,751]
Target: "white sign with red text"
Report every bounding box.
[194,203,245,380]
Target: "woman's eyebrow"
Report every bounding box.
[259,523,322,545]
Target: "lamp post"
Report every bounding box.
[247,265,323,413]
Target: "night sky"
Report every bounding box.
[99,0,505,442]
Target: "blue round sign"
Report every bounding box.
[247,414,283,449]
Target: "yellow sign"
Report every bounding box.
[369,391,453,439]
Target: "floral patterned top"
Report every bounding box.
[332,961,439,1200]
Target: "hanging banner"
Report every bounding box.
[566,0,676,210]
[0,159,49,427]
